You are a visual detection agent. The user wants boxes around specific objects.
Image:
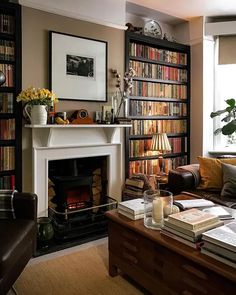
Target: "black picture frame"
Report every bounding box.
[49,31,107,102]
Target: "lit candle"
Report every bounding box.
[152,197,163,223]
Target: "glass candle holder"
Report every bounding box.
[144,189,173,230]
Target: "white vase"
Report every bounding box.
[24,104,48,125]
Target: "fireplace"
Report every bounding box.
[26,124,129,254]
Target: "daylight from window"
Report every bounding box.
[214,64,236,150]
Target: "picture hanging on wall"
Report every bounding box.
[49,31,107,102]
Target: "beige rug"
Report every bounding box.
[14,241,147,295]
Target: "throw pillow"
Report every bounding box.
[221,163,236,199]
[197,157,222,190]
[0,190,16,219]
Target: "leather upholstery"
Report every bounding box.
[0,192,37,295]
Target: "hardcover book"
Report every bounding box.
[202,241,236,262]
[201,248,236,269]
[174,198,215,209]
[167,208,220,230]
[118,198,147,215]
[118,208,144,220]
[202,221,236,252]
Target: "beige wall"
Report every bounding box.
[21,7,125,191]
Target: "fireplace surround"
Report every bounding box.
[26,124,130,217]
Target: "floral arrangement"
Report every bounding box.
[111,67,136,117]
[16,87,58,106]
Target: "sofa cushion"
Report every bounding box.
[221,163,236,199]
[197,157,236,190]
[0,219,35,279]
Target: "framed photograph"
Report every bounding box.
[49,31,107,102]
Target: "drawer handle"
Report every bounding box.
[122,251,138,264]
[182,264,208,280]
[122,241,138,252]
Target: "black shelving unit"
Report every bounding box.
[125,32,190,178]
[0,2,22,190]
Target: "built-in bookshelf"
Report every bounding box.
[0,2,22,190]
[125,32,190,177]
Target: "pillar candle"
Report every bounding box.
[152,197,163,223]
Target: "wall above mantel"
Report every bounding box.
[18,0,127,29]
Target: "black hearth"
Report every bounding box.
[36,156,117,256]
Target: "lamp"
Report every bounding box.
[151,133,171,175]
[0,71,6,86]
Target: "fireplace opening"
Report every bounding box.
[36,156,117,256]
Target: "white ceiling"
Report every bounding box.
[128,0,236,21]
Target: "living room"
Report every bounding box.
[1,0,236,294]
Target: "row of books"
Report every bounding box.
[0,118,15,140]
[0,63,14,87]
[129,60,188,82]
[0,174,15,190]
[132,80,187,100]
[0,146,15,171]
[122,178,145,202]
[129,100,187,117]
[129,42,187,65]
[0,92,13,113]
[129,137,187,157]
[0,39,15,61]
[129,156,187,175]
[0,13,14,35]
[130,119,187,135]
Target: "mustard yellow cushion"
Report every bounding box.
[197,157,236,190]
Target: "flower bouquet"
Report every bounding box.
[17,87,58,106]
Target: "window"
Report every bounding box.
[213,36,236,150]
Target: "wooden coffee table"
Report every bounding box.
[106,195,236,295]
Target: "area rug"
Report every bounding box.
[14,241,147,295]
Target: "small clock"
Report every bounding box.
[78,109,88,119]
[144,20,162,39]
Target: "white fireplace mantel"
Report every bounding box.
[26,124,131,216]
[25,124,131,147]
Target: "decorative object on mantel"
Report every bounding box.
[111,67,136,122]
[17,87,58,125]
[70,109,93,124]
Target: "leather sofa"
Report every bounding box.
[0,192,37,295]
[168,164,236,209]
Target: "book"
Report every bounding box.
[118,208,144,220]
[202,221,236,252]
[125,178,144,189]
[118,198,146,215]
[164,219,224,238]
[160,229,204,249]
[201,206,234,220]
[201,248,236,269]
[202,241,236,262]
[174,198,215,209]
[162,225,200,242]
[167,208,220,230]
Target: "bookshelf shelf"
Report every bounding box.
[125,31,190,178]
[0,2,22,190]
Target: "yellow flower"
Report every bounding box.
[17,87,58,105]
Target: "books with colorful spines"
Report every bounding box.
[167,208,220,230]
[160,229,204,250]
[202,241,236,262]
[164,218,224,238]
[202,221,236,252]
[201,248,236,269]
[118,198,149,215]
[118,208,144,220]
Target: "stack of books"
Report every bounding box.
[201,221,236,268]
[122,178,144,201]
[161,208,223,249]
[118,198,147,220]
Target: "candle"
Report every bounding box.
[152,197,163,223]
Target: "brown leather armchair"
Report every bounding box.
[0,192,37,295]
